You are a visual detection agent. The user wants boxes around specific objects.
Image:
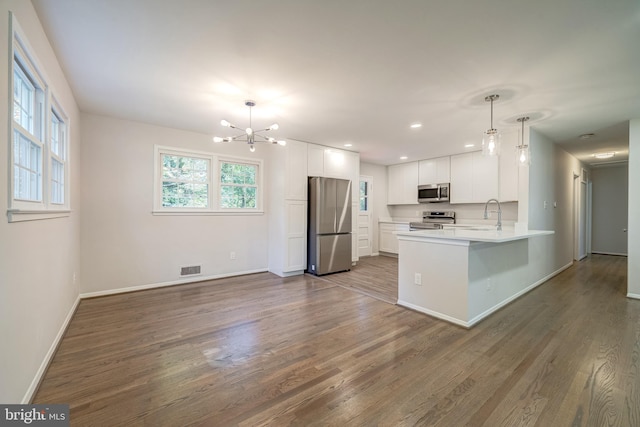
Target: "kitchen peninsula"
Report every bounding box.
[396,228,554,328]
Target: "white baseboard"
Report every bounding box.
[467,261,573,327]
[397,300,471,328]
[627,293,640,300]
[22,295,81,404]
[591,251,628,257]
[399,261,574,329]
[80,268,268,299]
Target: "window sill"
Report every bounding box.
[152,210,264,216]
[8,209,71,223]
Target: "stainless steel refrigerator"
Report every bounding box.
[307,177,352,275]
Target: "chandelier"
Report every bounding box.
[213,100,286,152]
[482,94,501,156]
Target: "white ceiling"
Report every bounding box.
[32,0,640,166]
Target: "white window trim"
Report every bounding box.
[153,145,264,215]
[7,13,71,223]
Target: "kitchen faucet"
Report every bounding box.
[483,198,502,231]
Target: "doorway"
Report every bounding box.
[573,169,589,261]
[358,176,373,257]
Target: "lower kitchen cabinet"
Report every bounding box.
[379,223,409,254]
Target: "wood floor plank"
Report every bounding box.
[32,254,639,426]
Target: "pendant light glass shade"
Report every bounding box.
[482,129,501,156]
[482,94,501,156]
[516,116,531,166]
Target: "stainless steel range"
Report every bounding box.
[410,211,456,230]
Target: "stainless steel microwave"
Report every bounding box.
[418,183,450,203]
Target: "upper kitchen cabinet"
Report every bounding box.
[308,144,358,180]
[418,156,450,185]
[307,144,325,177]
[387,162,419,205]
[307,144,360,202]
[450,152,498,204]
[324,148,358,181]
[498,130,519,202]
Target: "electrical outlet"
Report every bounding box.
[544,201,548,209]
[414,273,422,285]
[486,278,492,291]
[230,252,236,260]
[73,272,77,284]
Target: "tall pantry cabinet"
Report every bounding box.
[267,140,308,277]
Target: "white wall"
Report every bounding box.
[527,129,583,276]
[0,2,81,403]
[80,114,270,294]
[360,162,390,255]
[591,164,628,255]
[629,119,640,297]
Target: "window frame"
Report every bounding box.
[7,13,71,222]
[153,145,264,215]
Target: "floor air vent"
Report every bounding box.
[180,265,201,276]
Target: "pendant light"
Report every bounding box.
[482,94,501,156]
[516,116,531,166]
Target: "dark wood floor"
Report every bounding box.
[34,255,638,426]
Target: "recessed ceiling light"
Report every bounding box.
[580,133,595,139]
[400,156,408,160]
[410,123,422,129]
[593,152,615,159]
[344,143,353,147]
[464,144,475,148]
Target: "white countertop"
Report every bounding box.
[378,217,413,224]
[396,228,554,243]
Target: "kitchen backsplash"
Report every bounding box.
[389,201,518,222]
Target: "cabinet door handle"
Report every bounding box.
[623,229,627,232]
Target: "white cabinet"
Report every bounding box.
[307,144,324,177]
[268,140,309,277]
[379,223,410,254]
[285,141,308,200]
[418,156,450,185]
[323,148,357,181]
[450,151,498,204]
[499,130,519,202]
[284,201,307,271]
[387,162,419,205]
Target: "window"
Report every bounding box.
[50,105,67,205]
[220,161,257,209]
[161,153,211,208]
[154,146,262,214]
[8,14,70,221]
[12,57,44,203]
[359,180,369,212]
